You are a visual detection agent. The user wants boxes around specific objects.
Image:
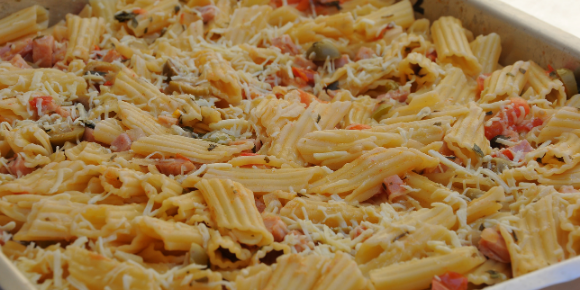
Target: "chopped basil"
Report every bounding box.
[473,144,485,157]
[174,5,181,13]
[392,231,409,242]
[208,144,217,151]
[486,111,493,115]
[433,122,441,126]
[264,156,270,163]
[506,72,515,77]
[130,18,139,29]
[114,11,137,23]
[487,270,501,279]
[326,81,339,91]
[519,68,527,74]
[316,114,321,123]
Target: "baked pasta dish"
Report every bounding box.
[0,0,579,289]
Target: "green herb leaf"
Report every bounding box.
[519,68,527,74]
[473,144,485,157]
[208,144,217,151]
[114,11,137,23]
[506,72,515,77]
[486,270,500,279]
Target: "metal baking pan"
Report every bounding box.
[1,0,580,289]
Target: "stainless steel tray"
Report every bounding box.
[1,0,580,290]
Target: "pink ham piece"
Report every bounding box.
[110,133,132,152]
[32,35,54,67]
[0,155,36,177]
[155,158,196,175]
[478,226,511,263]
[333,54,350,69]
[383,174,406,202]
[263,215,289,242]
[355,46,375,61]
[83,128,96,142]
[9,54,32,69]
[255,198,266,213]
[197,5,217,23]
[271,35,301,55]
[376,88,410,103]
[293,56,317,70]
[0,38,33,61]
[158,115,179,128]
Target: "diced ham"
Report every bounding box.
[355,46,375,61]
[287,230,313,252]
[155,158,196,175]
[426,48,437,62]
[271,35,301,55]
[32,35,54,67]
[383,175,407,202]
[1,155,36,177]
[158,115,179,128]
[376,88,410,103]
[263,215,289,242]
[9,54,32,69]
[293,56,317,70]
[0,38,33,61]
[111,133,132,152]
[255,198,266,213]
[333,54,350,69]
[83,128,96,142]
[126,128,146,142]
[478,226,511,263]
[431,272,468,290]
[495,140,533,162]
[197,5,217,23]
[102,49,122,63]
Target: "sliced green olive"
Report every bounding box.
[48,124,86,147]
[162,59,182,82]
[384,79,399,92]
[165,81,210,96]
[557,68,578,97]
[204,131,234,144]
[372,103,393,121]
[306,40,341,62]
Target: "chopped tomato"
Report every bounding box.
[426,48,437,62]
[103,81,113,86]
[133,8,147,14]
[476,73,491,96]
[29,96,56,113]
[93,44,100,51]
[478,226,511,263]
[240,152,259,156]
[263,215,289,242]
[514,118,543,132]
[297,89,324,106]
[546,64,555,75]
[102,49,122,63]
[431,272,468,290]
[345,124,371,130]
[292,67,316,86]
[484,97,531,140]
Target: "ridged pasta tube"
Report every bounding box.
[65,15,106,62]
[444,102,491,166]
[118,100,171,136]
[369,247,486,290]
[480,61,530,103]
[470,33,502,74]
[431,16,482,76]
[193,49,243,105]
[308,147,439,202]
[197,178,273,246]
[0,5,48,45]
[131,135,254,163]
